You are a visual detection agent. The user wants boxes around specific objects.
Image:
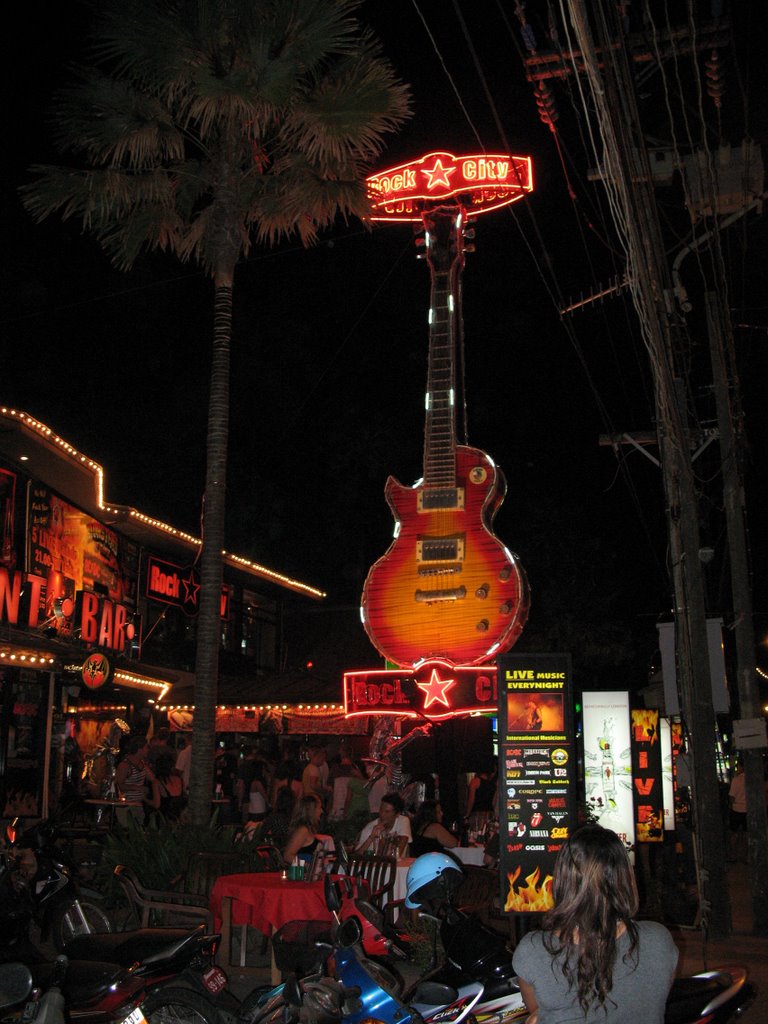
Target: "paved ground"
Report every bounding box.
[224,860,766,1020]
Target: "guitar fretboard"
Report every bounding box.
[423,219,463,494]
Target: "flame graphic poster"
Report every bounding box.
[497,653,576,916]
[582,691,635,850]
[630,708,664,842]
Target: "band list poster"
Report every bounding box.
[497,653,575,915]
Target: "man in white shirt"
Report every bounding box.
[356,791,412,857]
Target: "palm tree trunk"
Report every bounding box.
[188,273,232,826]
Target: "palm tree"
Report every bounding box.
[21,0,410,825]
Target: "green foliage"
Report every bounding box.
[326,809,371,847]
[94,811,245,905]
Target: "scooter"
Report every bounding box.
[331,875,410,964]
[3,817,112,951]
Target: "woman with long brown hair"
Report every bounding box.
[512,825,677,1023]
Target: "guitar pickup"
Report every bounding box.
[415,586,467,603]
[418,564,463,576]
[418,487,465,511]
[417,536,465,562]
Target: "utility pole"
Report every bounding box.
[705,290,768,933]
[563,0,731,935]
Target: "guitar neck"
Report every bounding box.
[423,209,465,498]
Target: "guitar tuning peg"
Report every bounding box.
[463,244,476,253]
[464,228,476,240]
[414,237,426,247]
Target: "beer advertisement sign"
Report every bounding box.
[497,653,576,915]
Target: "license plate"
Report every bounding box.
[203,967,228,995]
[121,1008,148,1024]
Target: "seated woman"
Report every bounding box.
[411,799,459,856]
[282,794,325,867]
[512,825,678,1024]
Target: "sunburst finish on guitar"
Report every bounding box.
[362,445,529,667]
[361,203,529,668]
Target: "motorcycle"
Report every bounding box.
[4,948,227,1024]
[3,818,112,951]
[64,923,239,1021]
[23,956,149,1024]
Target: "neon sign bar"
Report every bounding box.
[344,659,498,720]
[367,151,533,222]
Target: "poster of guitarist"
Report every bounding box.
[507,693,564,733]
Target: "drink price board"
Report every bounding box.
[497,652,576,915]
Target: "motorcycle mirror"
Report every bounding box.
[324,873,342,914]
[336,917,362,948]
[0,963,33,1011]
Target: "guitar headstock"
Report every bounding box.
[416,204,475,274]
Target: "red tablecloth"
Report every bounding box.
[209,872,333,936]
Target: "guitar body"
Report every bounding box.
[362,444,530,667]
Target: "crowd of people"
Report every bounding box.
[105,732,503,872]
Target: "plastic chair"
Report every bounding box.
[114,864,214,929]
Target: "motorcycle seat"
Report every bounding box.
[32,960,129,1005]
[411,981,459,1006]
[665,975,729,1024]
[65,925,208,966]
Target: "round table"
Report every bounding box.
[84,798,141,828]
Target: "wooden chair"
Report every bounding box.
[114,864,214,929]
[454,864,511,939]
[343,852,397,910]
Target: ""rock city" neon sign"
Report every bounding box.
[367,151,533,222]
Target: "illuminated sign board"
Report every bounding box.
[631,708,664,841]
[583,691,635,850]
[0,568,136,654]
[145,555,230,619]
[366,151,533,222]
[660,717,675,831]
[344,659,498,719]
[497,653,576,915]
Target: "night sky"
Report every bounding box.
[4,1,767,689]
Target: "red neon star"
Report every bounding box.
[183,571,200,607]
[417,668,456,709]
[421,157,456,191]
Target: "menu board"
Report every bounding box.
[497,653,575,915]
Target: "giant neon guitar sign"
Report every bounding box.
[360,152,532,669]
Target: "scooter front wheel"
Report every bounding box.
[143,987,225,1024]
[51,898,112,950]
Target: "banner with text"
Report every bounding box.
[497,653,575,915]
[630,708,664,841]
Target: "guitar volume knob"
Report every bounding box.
[476,619,489,632]
[499,601,512,615]
[498,566,511,581]
[475,584,489,599]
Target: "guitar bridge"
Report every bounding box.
[415,586,467,603]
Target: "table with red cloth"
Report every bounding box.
[210,871,333,979]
